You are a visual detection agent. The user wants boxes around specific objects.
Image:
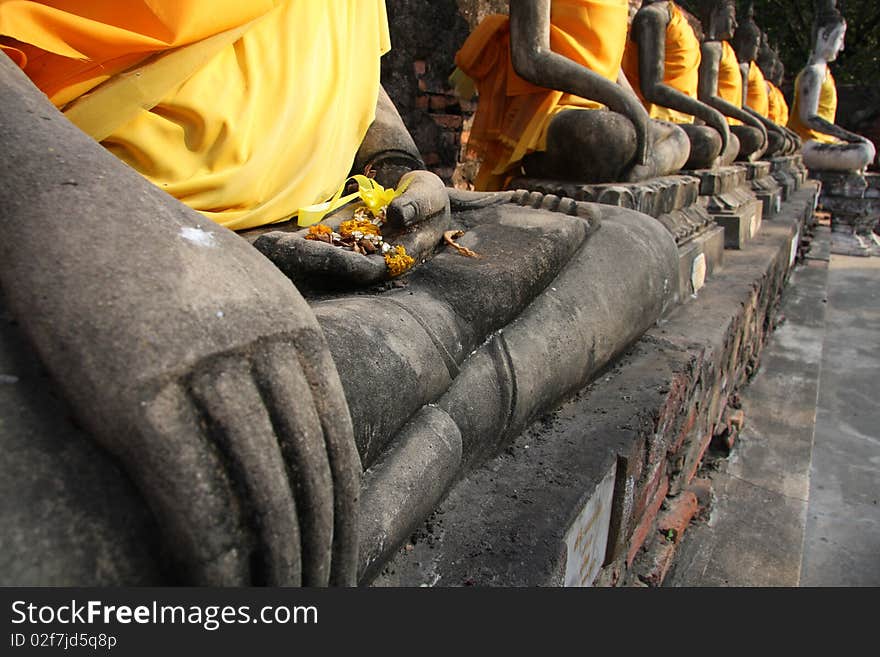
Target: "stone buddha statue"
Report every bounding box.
[1,1,680,585]
[622,0,738,170]
[789,0,876,173]
[756,36,791,130]
[693,0,769,161]
[730,7,795,158]
[455,0,691,189]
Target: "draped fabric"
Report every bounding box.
[745,60,769,118]
[767,81,789,127]
[622,1,699,124]
[789,67,839,144]
[1,0,391,231]
[455,0,629,191]
[717,40,742,126]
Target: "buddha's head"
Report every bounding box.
[813,0,846,63]
[732,4,761,63]
[756,30,776,77]
[695,0,737,42]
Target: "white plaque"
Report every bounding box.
[563,465,616,587]
[691,252,707,295]
[790,231,800,269]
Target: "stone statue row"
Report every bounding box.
[0,0,870,586]
[457,0,872,190]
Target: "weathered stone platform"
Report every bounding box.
[740,161,783,218]
[812,170,880,236]
[372,182,819,587]
[770,154,808,201]
[508,174,725,299]
[684,166,763,250]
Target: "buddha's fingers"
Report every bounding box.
[254,232,387,286]
[190,357,304,587]
[252,341,337,587]
[387,170,449,228]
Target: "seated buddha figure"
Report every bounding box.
[788,1,876,173]
[622,0,738,170]
[0,1,681,586]
[756,38,791,130]
[455,0,691,189]
[693,0,768,161]
[730,9,793,158]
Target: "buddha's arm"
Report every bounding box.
[508,0,650,165]
[697,42,767,145]
[797,65,866,144]
[0,55,360,585]
[352,86,425,188]
[633,5,730,151]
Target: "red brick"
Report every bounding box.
[429,94,448,111]
[415,95,429,110]
[413,59,427,76]
[683,431,713,486]
[626,473,669,567]
[431,114,463,129]
[668,406,697,455]
[657,491,699,543]
[418,78,428,92]
[632,463,664,523]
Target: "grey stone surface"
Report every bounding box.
[373,188,807,586]
[801,255,880,586]
[666,227,831,587]
[0,296,167,586]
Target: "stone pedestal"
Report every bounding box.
[770,155,806,201]
[508,174,725,299]
[811,171,880,236]
[740,161,783,217]
[683,166,763,250]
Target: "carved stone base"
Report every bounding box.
[811,171,880,235]
[683,166,763,249]
[770,155,806,201]
[740,161,783,217]
[508,174,725,302]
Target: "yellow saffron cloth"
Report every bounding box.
[1,0,391,231]
[455,0,629,191]
[621,1,700,124]
[767,81,789,127]
[789,67,839,144]
[745,61,769,118]
[717,40,742,126]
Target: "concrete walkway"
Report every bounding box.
[667,225,880,586]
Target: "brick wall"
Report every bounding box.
[381,0,507,187]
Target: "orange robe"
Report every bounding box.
[455,0,629,191]
[622,1,700,124]
[789,67,839,144]
[0,1,390,231]
[767,81,789,127]
[745,61,769,118]
[717,40,742,126]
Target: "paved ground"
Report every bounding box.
[667,225,880,586]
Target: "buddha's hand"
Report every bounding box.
[255,170,451,287]
[624,98,651,167]
[705,108,732,152]
[385,170,450,229]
